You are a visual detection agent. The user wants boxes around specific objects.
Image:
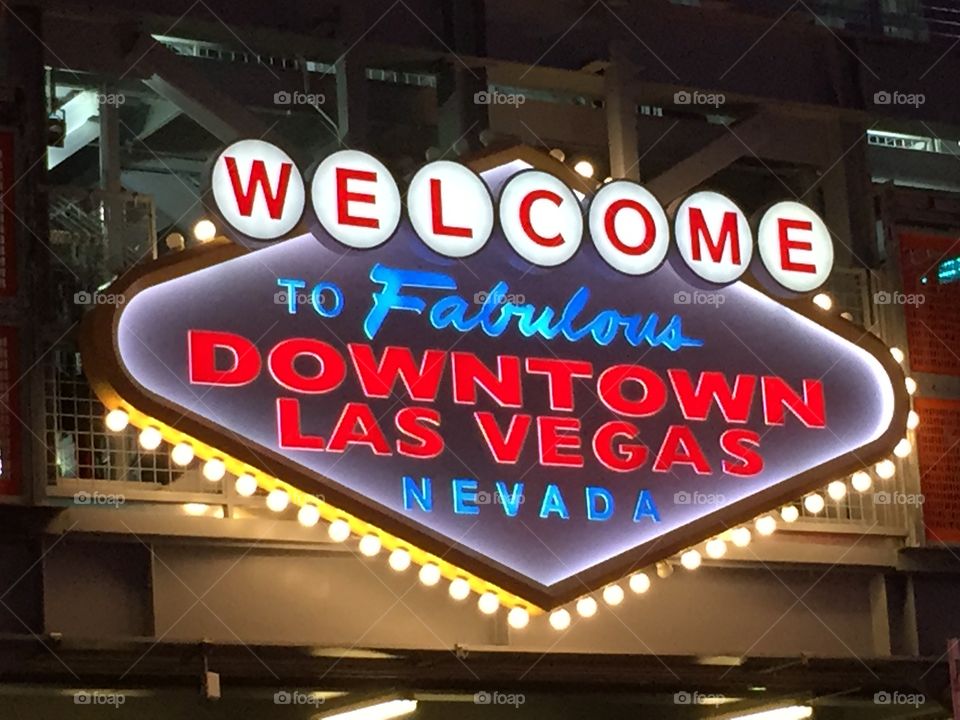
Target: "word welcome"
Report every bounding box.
[211,142,834,293]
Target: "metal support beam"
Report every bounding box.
[99,84,124,273]
[605,46,639,181]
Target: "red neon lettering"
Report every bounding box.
[276,397,326,450]
[326,402,391,455]
[778,218,817,274]
[720,428,763,476]
[348,344,446,402]
[597,365,667,417]
[224,156,292,219]
[652,425,711,474]
[519,189,564,247]
[395,407,444,459]
[475,412,531,464]
[761,377,826,428]
[537,416,583,467]
[336,167,379,228]
[188,329,260,386]
[592,420,647,472]
[604,198,655,255]
[430,178,472,238]
[668,370,756,423]
[268,338,346,394]
[451,353,522,407]
[689,207,740,264]
[524,357,593,411]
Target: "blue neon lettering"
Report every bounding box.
[539,484,570,519]
[632,489,661,523]
[365,265,458,339]
[276,278,306,314]
[495,481,524,517]
[365,264,701,351]
[402,475,432,512]
[452,478,480,515]
[585,486,615,521]
[311,282,344,318]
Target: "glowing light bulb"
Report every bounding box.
[170,442,194,466]
[193,219,216,242]
[478,592,500,614]
[573,160,594,178]
[755,514,777,536]
[780,505,800,523]
[449,577,471,601]
[358,534,381,557]
[418,563,441,586]
[183,502,209,516]
[507,607,529,629]
[629,572,650,594]
[851,470,872,492]
[576,596,598,618]
[297,504,320,527]
[602,584,624,606]
[705,538,727,559]
[894,438,912,458]
[812,292,833,310]
[388,548,411,572]
[202,458,226,482]
[804,493,825,514]
[876,459,896,480]
[234,473,257,497]
[266,488,289,512]
[680,549,702,570]
[138,427,162,450]
[890,347,905,363]
[905,377,917,395]
[105,409,129,432]
[549,608,571,630]
[827,480,847,501]
[328,518,351,543]
[731,527,752,547]
[907,410,920,430]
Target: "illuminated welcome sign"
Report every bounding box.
[81,141,907,616]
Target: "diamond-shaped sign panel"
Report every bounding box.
[82,175,906,612]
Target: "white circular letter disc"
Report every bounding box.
[589,181,669,275]
[757,201,834,292]
[211,139,305,240]
[407,161,494,257]
[499,170,583,267]
[674,191,752,284]
[312,150,401,249]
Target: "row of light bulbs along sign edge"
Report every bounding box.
[99,317,919,631]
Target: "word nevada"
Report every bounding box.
[211,140,834,292]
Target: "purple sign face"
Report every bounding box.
[82,155,907,610]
